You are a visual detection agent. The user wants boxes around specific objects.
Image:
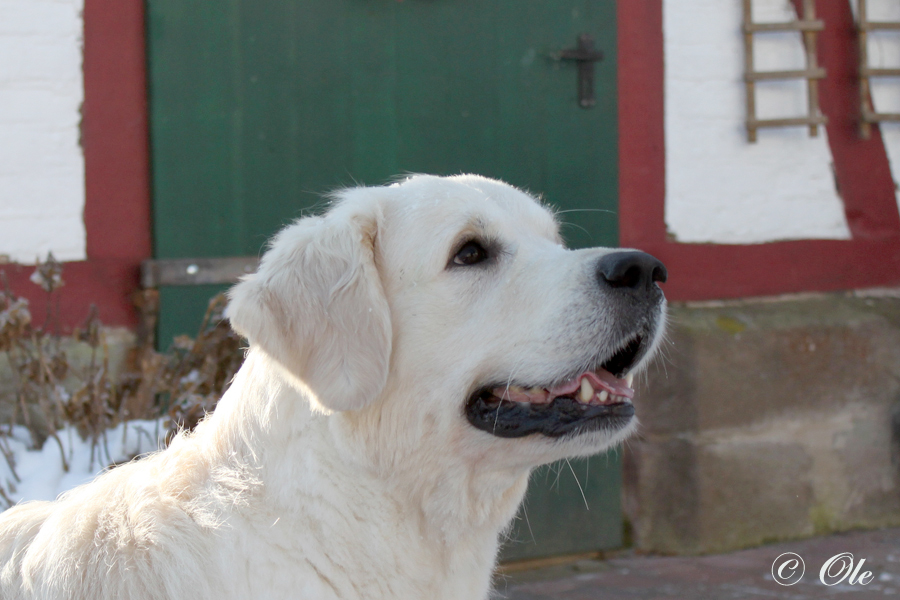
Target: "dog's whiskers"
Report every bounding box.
[493,353,529,433]
[554,208,618,215]
[564,458,590,511]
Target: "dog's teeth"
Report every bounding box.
[579,378,594,403]
[626,373,634,387]
[508,385,524,393]
[528,387,543,395]
[599,390,609,403]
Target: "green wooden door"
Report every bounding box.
[147,0,621,561]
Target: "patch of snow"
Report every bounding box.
[0,419,167,508]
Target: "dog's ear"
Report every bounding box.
[226,196,391,412]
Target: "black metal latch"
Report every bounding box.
[558,34,604,108]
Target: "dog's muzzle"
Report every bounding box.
[465,251,667,440]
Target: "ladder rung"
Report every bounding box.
[862,111,900,123]
[749,116,828,129]
[862,68,900,78]
[744,20,824,33]
[745,68,826,81]
[860,21,900,31]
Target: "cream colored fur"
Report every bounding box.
[0,175,663,600]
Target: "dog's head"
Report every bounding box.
[227,175,666,468]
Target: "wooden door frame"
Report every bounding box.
[5,0,151,331]
[618,0,900,301]
[22,0,900,330]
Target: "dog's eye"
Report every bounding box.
[453,241,489,266]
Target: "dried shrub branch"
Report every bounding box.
[0,255,245,507]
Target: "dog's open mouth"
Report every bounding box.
[465,336,644,438]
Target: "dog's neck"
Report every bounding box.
[193,349,530,598]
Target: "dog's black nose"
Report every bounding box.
[597,251,667,291]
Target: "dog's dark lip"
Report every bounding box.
[463,330,654,439]
[464,390,634,439]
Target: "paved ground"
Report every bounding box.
[497,527,900,599]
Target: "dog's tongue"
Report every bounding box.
[492,368,633,403]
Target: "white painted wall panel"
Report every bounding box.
[0,0,86,263]
[664,0,852,244]
[858,0,900,217]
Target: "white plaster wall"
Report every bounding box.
[858,0,900,217]
[0,0,86,263]
[664,0,852,244]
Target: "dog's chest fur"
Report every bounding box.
[211,356,528,600]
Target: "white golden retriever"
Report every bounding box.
[0,175,666,600]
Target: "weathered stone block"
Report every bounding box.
[625,293,900,554]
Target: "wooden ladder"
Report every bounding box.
[858,0,900,138]
[742,0,827,142]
